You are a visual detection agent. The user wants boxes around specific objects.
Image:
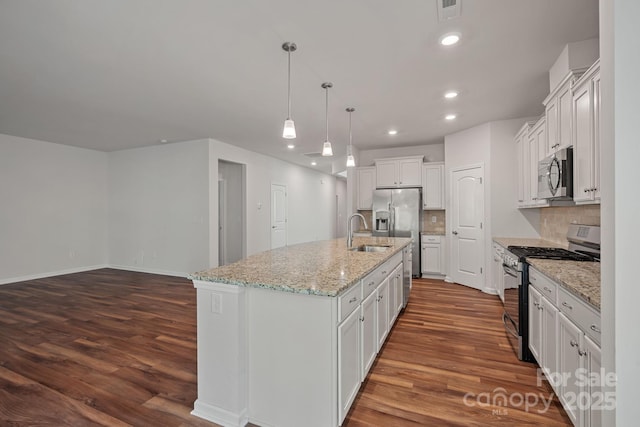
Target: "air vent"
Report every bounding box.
[437,0,461,21]
[303,152,323,158]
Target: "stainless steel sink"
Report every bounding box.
[348,244,391,252]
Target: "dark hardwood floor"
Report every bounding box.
[0,270,570,426]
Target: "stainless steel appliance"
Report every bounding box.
[538,147,573,200]
[402,245,412,308]
[372,188,422,277]
[501,224,600,362]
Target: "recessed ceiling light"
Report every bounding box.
[388,130,398,135]
[311,161,317,166]
[159,139,168,143]
[287,143,295,149]
[445,114,457,121]
[444,91,458,99]
[440,32,461,46]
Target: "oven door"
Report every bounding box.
[502,263,521,358]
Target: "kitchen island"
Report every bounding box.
[189,236,412,427]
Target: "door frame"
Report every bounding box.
[446,163,485,290]
[270,182,288,249]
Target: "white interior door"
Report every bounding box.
[450,165,484,290]
[271,183,287,249]
[218,179,226,266]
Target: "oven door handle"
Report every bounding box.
[503,312,519,338]
[502,264,518,278]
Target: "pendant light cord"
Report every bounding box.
[287,49,292,120]
[325,86,329,141]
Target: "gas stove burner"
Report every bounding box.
[507,246,596,262]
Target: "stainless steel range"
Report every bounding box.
[501,224,600,362]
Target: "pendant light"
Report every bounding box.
[321,82,334,156]
[282,42,297,140]
[346,107,356,167]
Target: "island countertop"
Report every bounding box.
[189,236,412,297]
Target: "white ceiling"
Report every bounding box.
[0,0,599,174]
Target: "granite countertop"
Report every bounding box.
[526,259,601,311]
[189,237,412,297]
[421,232,445,236]
[493,237,563,249]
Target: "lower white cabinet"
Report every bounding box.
[360,290,378,380]
[376,277,390,350]
[529,266,602,427]
[338,306,361,424]
[493,243,505,302]
[421,235,445,276]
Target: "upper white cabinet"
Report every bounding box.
[375,156,423,188]
[572,59,601,205]
[544,71,583,156]
[356,166,376,210]
[528,117,550,207]
[422,163,444,210]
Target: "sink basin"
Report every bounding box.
[348,244,391,252]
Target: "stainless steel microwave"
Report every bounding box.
[538,147,573,200]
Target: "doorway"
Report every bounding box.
[449,164,485,290]
[271,183,287,249]
[218,160,246,266]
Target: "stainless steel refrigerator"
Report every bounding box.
[372,188,422,278]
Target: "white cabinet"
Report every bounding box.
[375,156,423,188]
[421,235,445,276]
[572,60,601,205]
[529,286,543,363]
[492,243,505,302]
[529,268,559,387]
[528,117,549,207]
[540,295,559,384]
[393,264,403,317]
[338,306,361,424]
[356,167,376,210]
[584,335,603,427]
[515,121,535,208]
[360,290,378,380]
[376,278,390,350]
[558,311,584,426]
[422,163,444,209]
[545,73,579,155]
[388,263,403,325]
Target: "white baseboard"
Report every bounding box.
[444,275,454,283]
[107,264,188,278]
[191,399,248,427]
[483,287,498,295]
[421,273,446,280]
[0,264,109,286]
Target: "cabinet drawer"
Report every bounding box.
[362,270,382,299]
[529,268,557,303]
[557,286,601,346]
[338,282,362,323]
[422,235,441,244]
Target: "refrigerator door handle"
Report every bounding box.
[390,205,395,237]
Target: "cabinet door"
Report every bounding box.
[529,134,539,204]
[356,167,376,210]
[423,165,444,209]
[376,160,398,188]
[376,278,390,350]
[592,71,601,202]
[338,307,361,424]
[395,265,403,314]
[422,244,441,274]
[573,79,594,203]
[516,136,524,205]
[584,335,603,427]
[528,286,542,364]
[546,97,559,155]
[558,312,584,427]
[541,295,558,386]
[398,158,422,186]
[388,269,398,325]
[558,83,573,151]
[360,291,378,381]
[522,131,531,205]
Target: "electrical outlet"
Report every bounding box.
[211,293,222,314]
[431,216,437,223]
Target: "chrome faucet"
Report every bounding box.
[347,213,368,248]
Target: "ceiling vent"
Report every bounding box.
[437,0,461,21]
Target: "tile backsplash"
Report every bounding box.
[540,205,601,247]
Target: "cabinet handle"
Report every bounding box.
[570,340,579,348]
[543,286,551,293]
[381,271,387,275]
[368,281,375,287]
[590,324,601,333]
[399,181,403,184]
[533,301,539,308]
[578,349,587,357]
[562,301,573,310]
[349,297,357,303]
[361,316,365,322]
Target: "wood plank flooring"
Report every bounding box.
[0,270,571,426]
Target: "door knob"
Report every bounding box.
[272,226,276,229]
[452,231,458,235]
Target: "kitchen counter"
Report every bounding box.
[527,258,601,311]
[421,232,445,236]
[190,236,411,297]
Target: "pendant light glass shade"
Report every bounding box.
[346,107,356,167]
[282,42,297,139]
[321,82,333,157]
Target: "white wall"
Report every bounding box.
[0,134,108,284]
[208,139,337,268]
[108,140,210,276]
[358,143,445,167]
